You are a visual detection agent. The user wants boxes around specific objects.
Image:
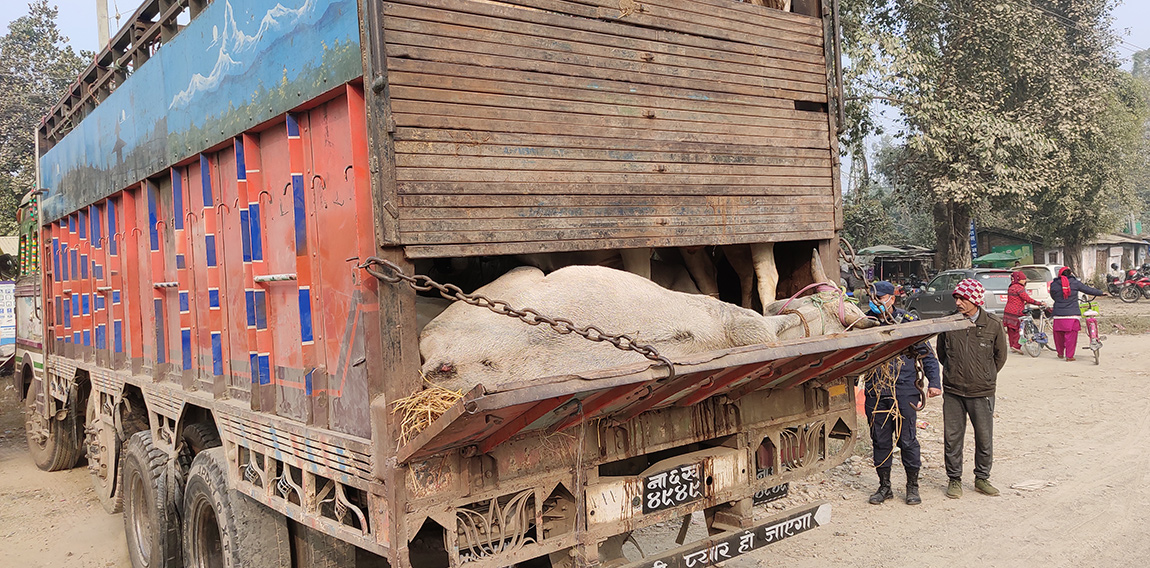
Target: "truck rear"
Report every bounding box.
[22,0,965,566]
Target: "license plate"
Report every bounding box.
[642,463,704,514]
[753,481,789,505]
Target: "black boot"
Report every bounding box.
[869,467,893,505]
[905,467,921,505]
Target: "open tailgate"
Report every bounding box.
[398,315,970,463]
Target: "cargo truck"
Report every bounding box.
[20,0,965,566]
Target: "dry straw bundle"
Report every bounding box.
[392,382,464,446]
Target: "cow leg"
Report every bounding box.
[680,246,720,297]
[751,242,778,311]
[620,248,653,279]
[723,245,757,309]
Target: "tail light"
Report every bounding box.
[996,294,1008,304]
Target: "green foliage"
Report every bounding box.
[0,0,88,234]
[841,0,1149,270]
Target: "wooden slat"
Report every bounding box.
[402,231,837,258]
[396,182,831,196]
[394,154,832,177]
[383,16,826,91]
[399,203,833,220]
[385,0,825,60]
[393,115,829,148]
[394,129,833,160]
[392,105,829,146]
[398,212,831,233]
[397,194,832,208]
[394,141,832,168]
[497,0,825,47]
[390,87,827,136]
[396,167,830,184]
[398,222,833,244]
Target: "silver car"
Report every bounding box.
[905,269,1013,319]
[1015,264,1061,307]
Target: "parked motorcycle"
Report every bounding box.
[1119,269,1150,303]
[1107,263,1125,296]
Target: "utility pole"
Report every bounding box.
[96,0,110,48]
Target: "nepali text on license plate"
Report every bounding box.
[643,463,704,514]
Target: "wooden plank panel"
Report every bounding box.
[385,0,825,60]
[394,154,832,177]
[391,103,829,146]
[402,230,837,258]
[385,41,827,102]
[398,203,833,220]
[383,15,826,89]
[389,87,828,134]
[392,115,829,148]
[396,182,831,196]
[399,221,834,244]
[394,129,833,160]
[396,168,830,185]
[399,212,832,233]
[398,194,832,208]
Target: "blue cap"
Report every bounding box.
[872,281,896,297]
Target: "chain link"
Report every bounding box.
[839,237,896,325]
[358,257,675,378]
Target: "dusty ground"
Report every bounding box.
[0,297,1146,567]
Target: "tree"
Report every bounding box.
[841,0,1145,270]
[0,0,88,235]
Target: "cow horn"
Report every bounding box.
[811,249,830,284]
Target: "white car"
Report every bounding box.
[1015,264,1062,307]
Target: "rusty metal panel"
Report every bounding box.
[384,0,837,257]
[397,315,969,462]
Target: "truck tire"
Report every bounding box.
[182,447,290,568]
[25,380,83,472]
[122,431,181,568]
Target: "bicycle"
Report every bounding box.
[1019,309,1052,358]
[1080,294,1104,365]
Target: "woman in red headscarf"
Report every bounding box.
[1048,267,1106,361]
[1003,271,1045,353]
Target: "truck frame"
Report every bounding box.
[21,0,965,566]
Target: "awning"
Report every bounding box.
[397,315,971,463]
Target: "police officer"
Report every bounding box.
[864,281,942,505]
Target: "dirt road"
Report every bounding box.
[1,308,1146,567]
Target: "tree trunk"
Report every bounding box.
[1063,242,1082,276]
[932,200,972,270]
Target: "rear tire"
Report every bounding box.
[122,431,181,568]
[1120,286,1140,303]
[182,447,290,568]
[25,379,83,472]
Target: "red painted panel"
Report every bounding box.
[216,144,250,400]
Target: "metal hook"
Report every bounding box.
[258,190,272,204]
[311,174,325,192]
[215,202,230,215]
[185,211,198,224]
[344,165,353,181]
[130,227,142,236]
[283,182,292,196]
[154,219,167,231]
[112,231,125,242]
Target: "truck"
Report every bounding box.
[21,0,966,566]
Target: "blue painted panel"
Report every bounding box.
[254,290,267,330]
[209,288,220,309]
[91,205,102,248]
[113,290,121,304]
[93,263,103,280]
[61,245,69,281]
[235,138,247,181]
[63,296,70,327]
[250,352,260,384]
[95,294,105,311]
[72,293,79,317]
[71,249,78,279]
[96,324,106,349]
[305,369,314,395]
[108,199,118,255]
[74,332,81,344]
[77,211,85,237]
[176,254,186,270]
[114,320,123,353]
[239,209,252,263]
[299,287,313,343]
[40,0,362,221]
[155,298,166,364]
[179,291,189,313]
[82,293,89,315]
[173,168,185,230]
[83,330,91,346]
[245,290,256,327]
[54,297,62,325]
[259,354,271,386]
[148,186,160,252]
[68,216,75,233]
[182,329,192,371]
[249,203,263,261]
[211,333,223,376]
[205,234,217,267]
[200,155,214,207]
[80,254,88,279]
[292,174,307,252]
[52,238,60,282]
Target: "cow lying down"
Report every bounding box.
[419,260,874,394]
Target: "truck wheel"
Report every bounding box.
[182,447,290,568]
[122,431,181,568]
[25,380,83,472]
[86,391,123,513]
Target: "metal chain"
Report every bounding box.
[358,257,675,378]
